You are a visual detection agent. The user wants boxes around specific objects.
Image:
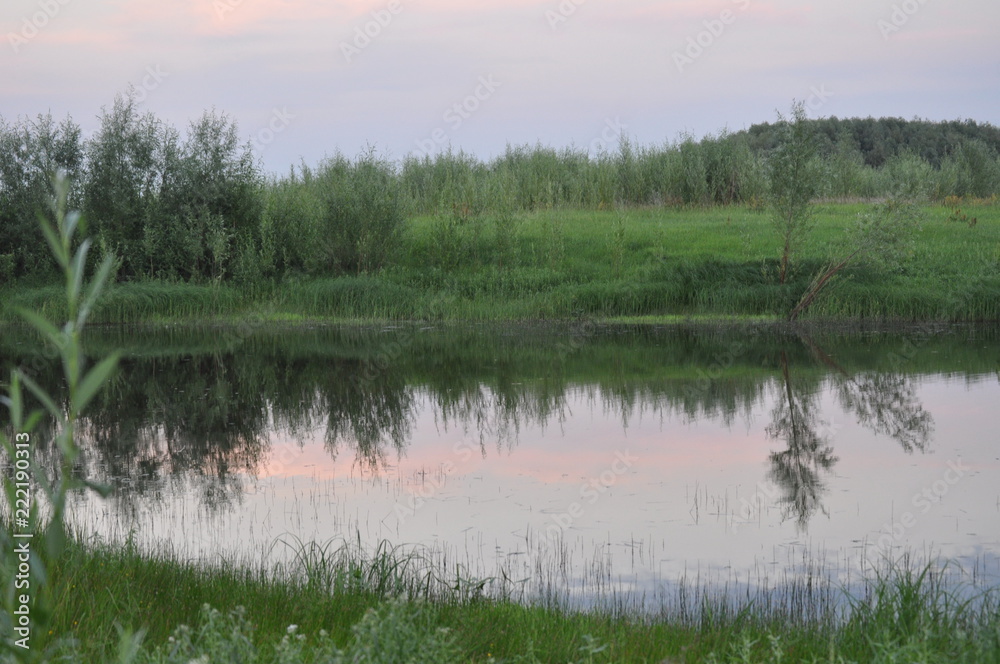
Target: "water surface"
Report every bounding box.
[3,323,998,608]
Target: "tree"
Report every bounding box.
[314,148,405,274]
[788,199,922,320]
[0,113,82,280]
[155,109,261,280]
[766,350,838,529]
[83,88,165,278]
[767,101,824,284]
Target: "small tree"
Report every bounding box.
[154,110,261,281]
[767,101,824,284]
[788,198,922,320]
[315,149,405,274]
[83,88,165,279]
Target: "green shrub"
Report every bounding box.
[0,113,82,279]
[313,150,406,274]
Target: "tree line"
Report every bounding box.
[1,92,998,284]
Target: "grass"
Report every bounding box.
[35,534,1000,663]
[2,202,998,324]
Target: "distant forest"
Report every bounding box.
[2,92,998,283]
[739,116,1000,169]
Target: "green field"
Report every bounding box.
[3,202,998,324]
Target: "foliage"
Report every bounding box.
[788,199,924,320]
[767,101,824,284]
[0,113,83,281]
[2,202,998,323]
[1,174,120,661]
[743,114,1000,169]
[2,97,1000,289]
[153,108,261,281]
[83,89,167,279]
[313,149,406,275]
[31,539,1000,663]
[81,91,262,282]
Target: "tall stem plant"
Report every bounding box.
[1,173,126,661]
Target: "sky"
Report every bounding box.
[3,0,999,175]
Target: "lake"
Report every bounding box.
[3,322,998,612]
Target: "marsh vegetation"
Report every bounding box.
[2,95,1000,323]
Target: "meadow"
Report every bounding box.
[3,200,998,325]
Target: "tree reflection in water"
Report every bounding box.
[765,335,934,530]
[1,325,978,521]
[766,351,838,529]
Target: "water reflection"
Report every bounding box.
[0,325,995,524]
[766,350,839,529]
[764,335,936,529]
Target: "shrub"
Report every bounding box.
[83,89,166,278]
[0,113,83,279]
[313,149,406,274]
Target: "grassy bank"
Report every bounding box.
[36,536,1000,663]
[2,202,998,324]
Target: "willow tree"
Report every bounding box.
[767,101,823,284]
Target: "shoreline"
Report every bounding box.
[40,533,1000,663]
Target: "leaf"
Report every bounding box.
[75,352,120,413]
[114,624,147,664]
[22,409,44,434]
[15,306,60,341]
[4,371,24,430]
[83,478,113,499]
[37,211,67,269]
[79,254,117,327]
[64,210,82,243]
[16,370,62,420]
[69,237,92,310]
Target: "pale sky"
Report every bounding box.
[3,0,999,174]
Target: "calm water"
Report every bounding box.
[3,323,999,608]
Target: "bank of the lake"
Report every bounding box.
[3,203,998,325]
[34,536,1000,663]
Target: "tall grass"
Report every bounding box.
[41,534,1000,663]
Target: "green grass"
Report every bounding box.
[37,535,1000,663]
[2,202,998,324]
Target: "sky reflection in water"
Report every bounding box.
[12,324,994,604]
